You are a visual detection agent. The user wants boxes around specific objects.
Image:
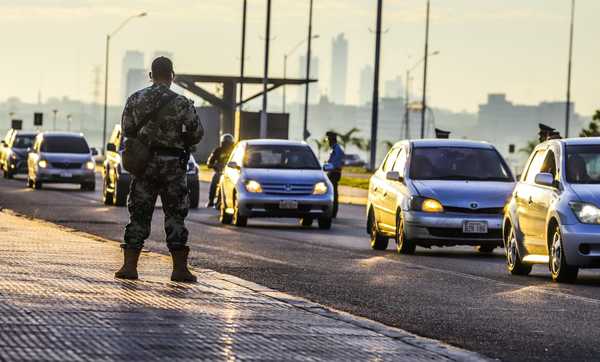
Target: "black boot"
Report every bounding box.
[115,248,141,280]
[170,246,197,282]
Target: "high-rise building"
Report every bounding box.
[359,65,373,106]
[384,75,403,98]
[125,69,147,100]
[122,51,145,103]
[298,55,320,104]
[329,33,348,105]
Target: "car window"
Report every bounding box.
[524,150,547,184]
[243,145,320,170]
[566,145,600,184]
[41,136,90,154]
[230,144,244,165]
[382,148,401,172]
[392,148,408,176]
[12,135,35,149]
[540,151,557,179]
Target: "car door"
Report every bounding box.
[381,146,409,230]
[516,149,546,247]
[371,147,400,231]
[223,143,244,207]
[28,136,42,179]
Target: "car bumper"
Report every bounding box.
[561,223,600,268]
[404,211,504,247]
[36,168,95,184]
[237,192,334,218]
[7,159,27,174]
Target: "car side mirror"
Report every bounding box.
[90,147,99,156]
[106,143,116,152]
[534,172,555,187]
[386,171,403,182]
[26,147,32,153]
[323,163,334,172]
[227,161,241,170]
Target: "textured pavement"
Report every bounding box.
[0,210,485,361]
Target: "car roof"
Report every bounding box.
[404,139,494,149]
[39,132,85,138]
[14,131,38,136]
[242,139,308,147]
[548,138,600,146]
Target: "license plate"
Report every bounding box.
[60,172,73,178]
[279,200,298,210]
[463,221,488,234]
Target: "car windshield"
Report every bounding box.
[13,135,35,149]
[565,145,600,184]
[410,147,513,181]
[243,144,321,170]
[41,136,90,154]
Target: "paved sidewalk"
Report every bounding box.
[0,210,485,361]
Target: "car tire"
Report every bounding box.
[550,226,578,283]
[188,181,200,209]
[27,176,33,188]
[114,178,128,207]
[318,217,332,230]
[81,182,95,191]
[33,180,42,190]
[477,245,495,253]
[102,176,114,205]
[368,210,388,251]
[395,212,416,254]
[219,190,232,225]
[300,217,314,228]
[505,223,532,276]
[232,194,248,227]
[5,169,13,179]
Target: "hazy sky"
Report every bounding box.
[0,0,598,114]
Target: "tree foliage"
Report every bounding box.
[579,110,600,137]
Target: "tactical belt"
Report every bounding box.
[150,147,187,157]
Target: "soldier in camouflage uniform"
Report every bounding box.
[115,57,204,282]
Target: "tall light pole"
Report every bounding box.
[420,0,431,139]
[565,0,576,138]
[404,51,439,139]
[260,0,272,138]
[369,0,383,171]
[102,12,147,154]
[283,34,319,113]
[302,0,315,141]
[239,0,247,113]
[52,109,58,131]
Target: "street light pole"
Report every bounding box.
[565,0,576,138]
[403,51,439,140]
[101,12,147,154]
[239,0,247,113]
[420,0,431,139]
[260,0,272,138]
[302,0,314,141]
[369,0,383,171]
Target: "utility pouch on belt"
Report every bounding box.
[122,92,177,176]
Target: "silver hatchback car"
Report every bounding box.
[218,139,334,229]
[368,140,515,254]
[504,138,600,282]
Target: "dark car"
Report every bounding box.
[102,125,200,208]
[343,154,366,167]
[27,132,96,190]
[2,130,37,178]
[0,129,16,172]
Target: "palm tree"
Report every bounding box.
[519,139,537,155]
[580,110,600,137]
[332,127,361,149]
[312,137,328,160]
[382,140,394,152]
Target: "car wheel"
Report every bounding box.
[550,226,578,283]
[368,210,388,251]
[219,190,232,225]
[505,223,532,276]
[33,180,42,190]
[81,182,95,191]
[318,217,332,230]
[102,176,114,205]
[477,245,495,253]
[232,194,248,227]
[300,217,314,228]
[395,212,416,254]
[5,169,13,179]
[188,181,200,209]
[114,178,128,207]
[27,176,33,188]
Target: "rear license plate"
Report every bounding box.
[60,172,73,178]
[279,200,298,210]
[463,221,488,234]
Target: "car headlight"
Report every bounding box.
[10,154,17,160]
[313,181,328,195]
[245,180,263,193]
[570,202,600,224]
[86,161,95,170]
[422,198,444,213]
[38,160,48,168]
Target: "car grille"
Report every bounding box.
[427,227,502,239]
[51,162,82,169]
[261,183,314,195]
[443,206,503,215]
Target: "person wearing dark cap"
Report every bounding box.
[435,128,451,139]
[538,123,561,143]
[115,56,204,282]
[326,131,345,218]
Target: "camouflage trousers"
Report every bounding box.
[122,155,189,251]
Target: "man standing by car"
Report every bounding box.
[115,57,203,282]
[205,133,234,208]
[326,131,345,218]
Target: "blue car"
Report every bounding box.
[1,130,37,178]
[367,139,515,254]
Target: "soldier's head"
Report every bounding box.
[220,133,234,147]
[150,57,175,86]
[538,123,556,143]
[326,131,338,148]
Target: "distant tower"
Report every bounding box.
[359,65,374,105]
[122,50,145,103]
[329,33,348,105]
[384,75,403,98]
[298,55,320,104]
[92,65,102,106]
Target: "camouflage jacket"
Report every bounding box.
[121,83,203,150]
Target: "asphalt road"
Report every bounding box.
[2,173,600,361]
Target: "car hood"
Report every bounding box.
[243,168,326,184]
[39,153,91,163]
[570,184,600,206]
[412,180,515,208]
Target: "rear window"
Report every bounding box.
[243,144,320,170]
[410,147,513,181]
[13,135,35,149]
[41,136,90,154]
